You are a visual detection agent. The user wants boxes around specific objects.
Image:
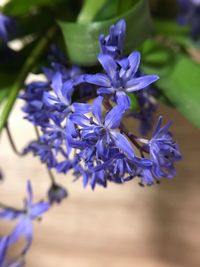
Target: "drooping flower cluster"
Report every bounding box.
[20,19,181,189]
[0,181,49,266]
[177,0,200,40]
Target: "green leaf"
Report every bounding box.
[154,19,190,37]
[3,0,59,16]
[157,55,200,128]
[77,0,108,23]
[0,73,16,107]
[58,0,152,66]
[141,39,175,76]
[94,0,120,21]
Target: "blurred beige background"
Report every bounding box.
[0,101,200,267]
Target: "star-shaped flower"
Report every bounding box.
[0,181,49,255]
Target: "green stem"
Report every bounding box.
[0,26,57,134]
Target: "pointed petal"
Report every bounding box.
[62,80,74,104]
[92,96,103,124]
[98,54,118,81]
[84,73,111,87]
[30,202,49,219]
[116,91,131,110]
[126,51,141,78]
[126,75,159,92]
[0,209,21,220]
[72,103,91,114]
[26,180,33,206]
[112,131,135,158]
[105,105,125,129]
[69,113,90,127]
[152,116,163,136]
[97,87,113,95]
[51,72,62,98]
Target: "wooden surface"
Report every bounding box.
[0,102,200,267]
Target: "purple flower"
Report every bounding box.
[23,139,58,169]
[140,117,182,180]
[0,14,14,42]
[69,96,135,158]
[20,81,50,126]
[0,181,49,254]
[43,72,74,114]
[67,96,152,189]
[84,52,159,109]
[99,19,126,59]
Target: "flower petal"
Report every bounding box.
[98,54,118,81]
[105,105,125,129]
[126,51,141,78]
[84,73,111,87]
[30,202,49,219]
[92,96,103,124]
[111,131,135,158]
[69,113,90,127]
[126,75,159,92]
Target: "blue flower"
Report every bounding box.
[20,81,50,126]
[23,139,58,169]
[0,181,49,254]
[43,72,74,114]
[0,14,14,42]
[84,52,159,109]
[99,19,126,58]
[140,116,182,179]
[69,96,135,158]
[68,96,152,189]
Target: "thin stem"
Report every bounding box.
[0,26,57,134]
[46,167,56,184]
[5,123,23,156]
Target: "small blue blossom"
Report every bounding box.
[67,96,152,189]
[99,19,126,59]
[84,52,159,109]
[69,96,135,158]
[20,81,50,126]
[0,181,49,254]
[139,116,182,180]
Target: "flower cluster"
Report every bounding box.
[0,181,49,266]
[0,18,182,266]
[177,0,200,40]
[20,19,181,189]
